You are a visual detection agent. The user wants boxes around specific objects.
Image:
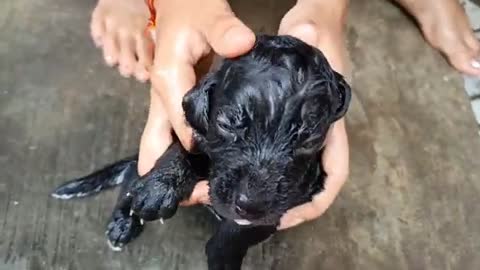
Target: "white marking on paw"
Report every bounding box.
[107,240,122,252]
[114,168,128,185]
[76,192,92,198]
[140,218,144,225]
[159,218,164,225]
[51,193,75,200]
[129,209,134,216]
[51,187,102,200]
[234,219,252,226]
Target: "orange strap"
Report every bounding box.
[146,0,156,29]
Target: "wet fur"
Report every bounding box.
[51,35,351,270]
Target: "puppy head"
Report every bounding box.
[183,35,351,226]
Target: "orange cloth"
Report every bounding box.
[146,0,156,29]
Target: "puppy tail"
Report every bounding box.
[51,155,138,200]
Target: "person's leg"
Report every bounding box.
[395,0,480,76]
[90,0,154,81]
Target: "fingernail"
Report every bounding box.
[129,209,134,216]
[159,218,164,225]
[119,66,132,78]
[136,71,149,82]
[223,26,254,52]
[149,28,156,42]
[140,218,144,225]
[472,59,480,69]
[105,56,115,66]
[126,192,131,197]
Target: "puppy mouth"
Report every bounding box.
[234,219,252,226]
[209,199,281,226]
[206,205,254,225]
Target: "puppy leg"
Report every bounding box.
[129,142,205,221]
[205,221,276,270]
[105,162,144,251]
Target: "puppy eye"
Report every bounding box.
[215,107,248,138]
[217,116,247,132]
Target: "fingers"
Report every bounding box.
[202,14,256,58]
[139,89,211,206]
[138,88,173,175]
[278,119,349,230]
[322,119,349,179]
[179,181,210,206]
[148,0,254,149]
[279,21,319,47]
[277,201,324,230]
[151,62,196,149]
[150,22,203,148]
[278,0,348,74]
[276,0,350,230]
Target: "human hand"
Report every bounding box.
[147,0,255,150]
[277,0,350,230]
[138,0,255,205]
[278,120,349,230]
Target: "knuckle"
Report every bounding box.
[104,17,116,30]
[117,28,130,40]
[152,65,171,77]
[134,32,146,42]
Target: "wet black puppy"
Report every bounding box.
[52,35,351,269]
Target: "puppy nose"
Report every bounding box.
[235,194,263,218]
[237,194,249,205]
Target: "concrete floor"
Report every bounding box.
[1,0,480,269]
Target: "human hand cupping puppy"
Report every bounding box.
[138,0,350,230]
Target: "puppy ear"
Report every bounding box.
[294,72,351,156]
[182,72,217,136]
[332,71,352,121]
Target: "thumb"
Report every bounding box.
[203,14,256,58]
[138,89,173,175]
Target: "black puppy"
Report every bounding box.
[52,35,351,269]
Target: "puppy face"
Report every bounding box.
[183,35,351,226]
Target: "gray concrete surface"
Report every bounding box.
[1,0,480,269]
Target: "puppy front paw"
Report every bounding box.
[105,208,144,251]
[129,178,179,222]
